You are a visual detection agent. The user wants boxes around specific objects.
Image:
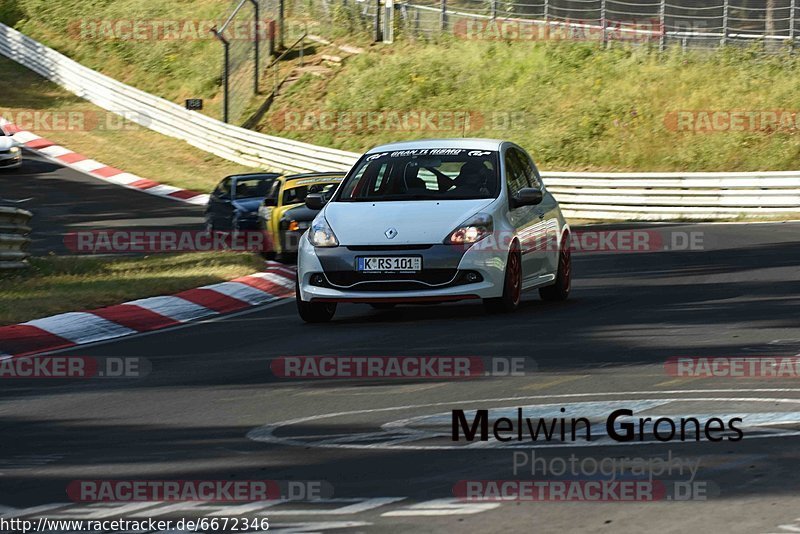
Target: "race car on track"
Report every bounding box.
[205,172,281,232]
[257,172,345,261]
[0,125,23,170]
[295,139,571,322]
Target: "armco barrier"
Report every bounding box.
[0,23,359,175]
[2,22,800,220]
[0,207,33,270]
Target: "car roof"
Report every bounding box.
[365,138,505,154]
[283,173,345,186]
[286,172,346,179]
[227,172,282,181]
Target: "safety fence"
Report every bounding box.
[2,22,800,220]
[295,0,798,49]
[0,207,32,270]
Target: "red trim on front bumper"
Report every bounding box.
[310,295,480,304]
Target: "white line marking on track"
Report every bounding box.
[248,389,800,450]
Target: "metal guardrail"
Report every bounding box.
[541,171,800,220]
[2,23,800,220]
[0,23,359,175]
[0,207,32,270]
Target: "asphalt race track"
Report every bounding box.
[1,221,799,533]
[0,150,204,254]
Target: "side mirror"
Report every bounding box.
[305,193,327,210]
[511,187,543,208]
[262,197,277,207]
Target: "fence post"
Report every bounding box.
[659,0,665,51]
[721,0,729,46]
[491,0,497,20]
[543,0,549,23]
[600,0,607,46]
[375,0,382,41]
[384,0,394,43]
[790,0,796,44]
[249,0,260,95]
[279,0,285,49]
[211,28,231,123]
[441,0,447,31]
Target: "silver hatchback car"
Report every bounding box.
[296,138,571,322]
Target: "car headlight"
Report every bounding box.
[308,215,339,247]
[9,146,20,154]
[444,213,493,245]
[287,221,310,232]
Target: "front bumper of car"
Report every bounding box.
[297,233,508,303]
[0,150,22,169]
[233,216,260,231]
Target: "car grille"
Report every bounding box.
[346,245,433,251]
[324,269,458,289]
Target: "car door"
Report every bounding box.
[504,146,548,282]
[517,147,561,276]
[208,177,233,230]
[261,180,282,252]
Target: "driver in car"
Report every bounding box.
[434,161,492,197]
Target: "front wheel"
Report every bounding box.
[484,244,522,314]
[296,279,336,323]
[539,233,571,302]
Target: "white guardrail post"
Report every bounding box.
[1,24,800,221]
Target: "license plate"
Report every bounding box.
[356,256,422,272]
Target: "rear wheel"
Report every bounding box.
[539,233,571,302]
[484,243,522,314]
[296,279,336,323]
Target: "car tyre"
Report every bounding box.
[484,243,522,314]
[539,233,571,302]
[296,279,336,323]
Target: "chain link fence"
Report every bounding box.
[278,0,798,49]
[211,0,279,124]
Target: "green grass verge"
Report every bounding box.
[259,39,800,172]
[1,0,230,118]
[0,57,254,192]
[0,252,265,326]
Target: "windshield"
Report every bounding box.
[282,181,340,205]
[233,177,274,199]
[336,149,500,202]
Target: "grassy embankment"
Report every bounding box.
[262,39,800,172]
[0,253,265,325]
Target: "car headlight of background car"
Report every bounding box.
[444,212,493,245]
[287,220,310,232]
[308,215,339,247]
[9,146,20,155]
